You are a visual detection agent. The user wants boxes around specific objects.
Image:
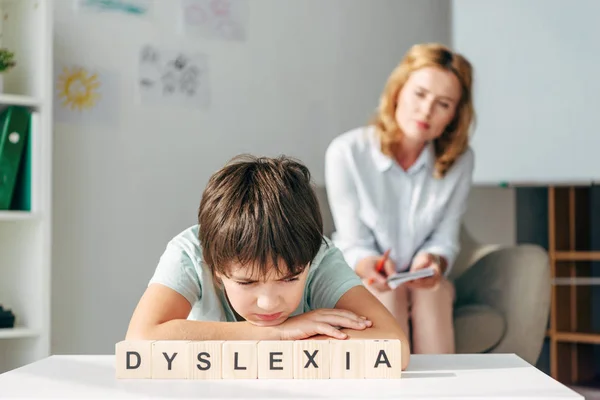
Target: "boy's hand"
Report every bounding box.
[275,309,372,340]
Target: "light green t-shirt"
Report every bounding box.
[148,225,363,321]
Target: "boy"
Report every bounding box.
[126,154,409,369]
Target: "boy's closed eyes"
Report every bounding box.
[217,262,310,327]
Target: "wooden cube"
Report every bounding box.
[151,340,191,379]
[364,339,402,379]
[257,340,293,379]
[222,341,258,379]
[329,339,365,379]
[188,341,224,379]
[115,340,154,379]
[293,340,330,379]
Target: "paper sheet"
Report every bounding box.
[54,64,119,127]
[75,0,152,15]
[180,0,248,41]
[137,44,210,109]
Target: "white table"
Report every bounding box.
[0,354,583,399]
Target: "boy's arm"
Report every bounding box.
[314,285,410,370]
[125,284,279,341]
[306,243,410,369]
[126,284,369,342]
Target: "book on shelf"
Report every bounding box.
[0,106,34,211]
[0,305,15,329]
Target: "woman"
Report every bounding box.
[324,43,475,354]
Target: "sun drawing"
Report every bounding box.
[57,66,101,111]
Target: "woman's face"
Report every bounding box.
[395,66,462,145]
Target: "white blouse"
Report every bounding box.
[324,126,474,275]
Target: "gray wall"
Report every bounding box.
[51,0,458,355]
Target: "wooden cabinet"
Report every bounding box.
[546,186,600,387]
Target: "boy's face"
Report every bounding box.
[218,262,310,327]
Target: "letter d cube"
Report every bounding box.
[115,340,154,379]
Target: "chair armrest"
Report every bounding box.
[453,244,551,364]
[467,244,503,266]
[450,243,503,281]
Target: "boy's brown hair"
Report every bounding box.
[198,154,324,280]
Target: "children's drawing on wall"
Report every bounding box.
[75,0,152,16]
[54,64,118,127]
[137,44,210,109]
[181,0,248,41]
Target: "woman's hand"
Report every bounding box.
[355,254,397,292]
[405,252,444,290]
[275,309,372,340]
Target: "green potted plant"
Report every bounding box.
[0,48,16,93]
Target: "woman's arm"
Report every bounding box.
[417,149,475,276]
[324,138,380,269]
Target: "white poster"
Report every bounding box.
[181,0,248,41]
[137,44,210,109]
[54,64,119,127]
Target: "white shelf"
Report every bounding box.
[0,327,39,339]
[0,211,39,221]
[0,0,51,373]
[0,94,41,107]
[552,277,600,286]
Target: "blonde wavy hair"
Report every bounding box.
[371,43,475,178]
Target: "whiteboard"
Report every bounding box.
[452,0,600,185]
